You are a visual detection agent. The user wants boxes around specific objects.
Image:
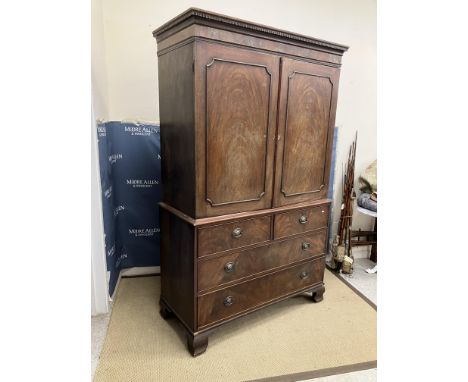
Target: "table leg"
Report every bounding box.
[370,218,377,263]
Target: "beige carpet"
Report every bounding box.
[94,270,376,382]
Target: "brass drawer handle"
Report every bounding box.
[302,242,311,251]
[232,227,242,238]
[223,296,234,307]
[300,271,309,280]
[224,261,235,273]
[299,215,308,224]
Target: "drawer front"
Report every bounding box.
[198,257,325,328]
[198,216,271,257]
[198,228,327,292]
[274,205,329,239]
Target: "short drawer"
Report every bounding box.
[274,205,329,239]
[198,216,271,257]
[197,257,325,328]
[197,228,327,292]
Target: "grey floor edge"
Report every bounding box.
[300,368,377,382]
[338,258,377,306]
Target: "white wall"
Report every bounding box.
[91,0,110,315]
[93,0,376,236]
[92,0,109,121]
[91,103,109,315]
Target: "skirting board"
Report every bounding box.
[121,266,161,277]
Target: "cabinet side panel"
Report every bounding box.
[158,43,196,216]
[160,207,195,331]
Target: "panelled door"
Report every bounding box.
[273,57,340,207]
[194,41,280,217]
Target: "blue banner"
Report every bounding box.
[97,121,161,296]
[96,121,337,295]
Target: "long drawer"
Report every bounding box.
[197,257,325,328]
[274,204,329,239]
[197,228,327,292]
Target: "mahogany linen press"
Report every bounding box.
[153,8,348,356]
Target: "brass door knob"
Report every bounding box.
[223,296,234,307]
[232,227,242,238]
[224,261,235,273]
[299,215,308,224]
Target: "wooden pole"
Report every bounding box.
[337,133,357,247]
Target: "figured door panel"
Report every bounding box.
[195,42,280,217]
[206,60,270,206]
[273,58,340,207]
